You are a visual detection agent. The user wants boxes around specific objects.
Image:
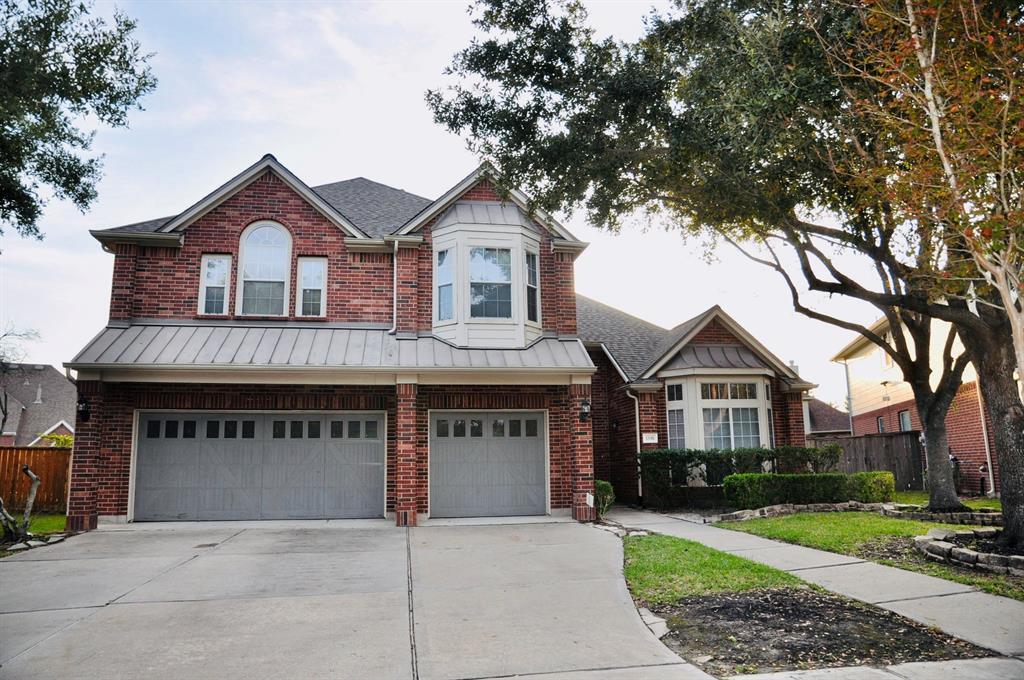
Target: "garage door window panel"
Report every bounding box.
[207,420,220,439]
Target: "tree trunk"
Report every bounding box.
[914,383,967,512]
[962,322,1024,551]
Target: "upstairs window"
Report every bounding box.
[525,251,539,323]
[898,410,912,432]
[199,254,230,315]
[436,249,454,321]
[240,222,290,316]
[469,247,512,318]
[297,257,326,317]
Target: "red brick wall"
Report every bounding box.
[589,351,612,482]
[111,171,393,323]
[68,380,596,528]
[690,319,740,344]
[771,379,806,447]
[852,380,999,493]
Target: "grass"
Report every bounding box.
[28,514,66,534]
[719,512,1024,602]
[893,490,1002,511]
[623,533,800,604]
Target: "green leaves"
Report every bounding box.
[0,0,156,238]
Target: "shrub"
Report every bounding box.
[594,480,616,517]
[722,471,895,509]
[848,471,895,503]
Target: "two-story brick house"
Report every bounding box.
[65,155,811,530]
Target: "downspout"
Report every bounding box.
[626,389,642,502]
[388,239,399,335]
[975,380,996,496]
[842,359,855,433]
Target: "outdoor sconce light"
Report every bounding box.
[77,396,91,423]
[579,399,591,422]
[611,420,619,432]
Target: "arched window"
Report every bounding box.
[239,222,290,316]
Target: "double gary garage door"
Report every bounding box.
[134,412,386,521]
[133,410,548,521]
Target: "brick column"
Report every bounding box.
[570,383,596,521]
[67,381,101,531]
[394,381,419,526]
[636,390,667,452]
[394,245,420,335]
[109,243,138,322]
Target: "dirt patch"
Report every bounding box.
[650,587,988,677]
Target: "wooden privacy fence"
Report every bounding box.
[807,432,924,491]
[0,447,72,512]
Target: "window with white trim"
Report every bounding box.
[702,408,732,449]
[436,249,454,321]
[898,410,912,432]
[699,380,762,449]
[668,409,686,448]
[297,257,326,317]
[199,254,230,315]
[877,416,886,433]
[240,222,290,316]
[525,251,539,323]
[469,247,512,318]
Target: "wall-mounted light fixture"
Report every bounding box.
[77,396,91,423]
[579,399,591,422]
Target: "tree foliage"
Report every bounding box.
[0,0,156,238]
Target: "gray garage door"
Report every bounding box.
[429,411,546,518]
[134,412,385,521]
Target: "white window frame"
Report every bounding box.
[524,249,540,325]
[198,254,231,316]
[435,248,455,324]
[237,221,292,317]
[697,379,767,450]
[898,410,912,432]
[296,257,327,318]
[877,416,886,433]
[468,246,514,319]
[666,382,686,449]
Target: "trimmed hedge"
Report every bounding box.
[639,445,842,510]
[594,480,615,517]
[723,471,895,509]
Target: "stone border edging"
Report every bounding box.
[883,504,1003,526]
[712,501,886,523]
[913,527,1024,576]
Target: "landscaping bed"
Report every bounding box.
[720,512,1024,601]
[623,533,987,677]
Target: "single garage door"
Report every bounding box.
[134,412,385,521]
[429,411,546,518]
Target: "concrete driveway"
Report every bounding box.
[0,521,705,680]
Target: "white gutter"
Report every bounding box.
[975,380,996,496]
[388,239,399,335]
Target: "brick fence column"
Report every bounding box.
[67,381,101,531]
[395,381,418,526]
[570,382,596,521]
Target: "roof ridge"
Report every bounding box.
[575,294,670,332]
[313,176,432,203]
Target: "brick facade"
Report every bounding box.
[67,381,593,529]
[852,380,999,494]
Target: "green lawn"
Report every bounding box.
[28,514,66,534]
[719,512,1024,601]
[623,533,800,604]
[893,490,1002,511]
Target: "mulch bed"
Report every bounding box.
[650,587,988,677]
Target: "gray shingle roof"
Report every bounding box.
[808,398,851,433]
[1,364,77,445]
[67,323,594,373]
[98,177,432,240]
[576,295,671,380]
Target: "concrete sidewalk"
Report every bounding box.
[607,507,1024,657]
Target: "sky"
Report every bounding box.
[0,0,879,407]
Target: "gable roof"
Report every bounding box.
[807,398,852,433]
[576,295,813,390]
[1,364,77,446]
[92,156,434,242]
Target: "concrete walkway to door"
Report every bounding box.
[607,507,1024,657]
[0,519,711,680]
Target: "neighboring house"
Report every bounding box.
[0,364,77,447]
[804,398,852,437]
[65,155,813,530]
[833,320,1000,495]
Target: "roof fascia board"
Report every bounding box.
[90,231,183,249]
[641,308,800,380]
[657,367,774,379]
[395,164,581,243]
[158,155,367,238]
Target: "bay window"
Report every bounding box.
[199,254,230,315]
[297,257,326,317]
[525,251,539,323]
[239,222,290,316]
[668,409,686,448]
[469,247,512,318]
[698,380,763,450]
[436,249,454,321]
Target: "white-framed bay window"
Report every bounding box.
[665,377,772,452]
[525,250,539,324]
[469,247,512,318]
[667,383,686,449]
[198,254,231,315]
[436,248,454,322]
[296,257,327,317]
[238,221,291,316]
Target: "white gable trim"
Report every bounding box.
[394,163,581,243]
[157,155,367,238]
[641,307,801,381]
[27,419,76,446]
